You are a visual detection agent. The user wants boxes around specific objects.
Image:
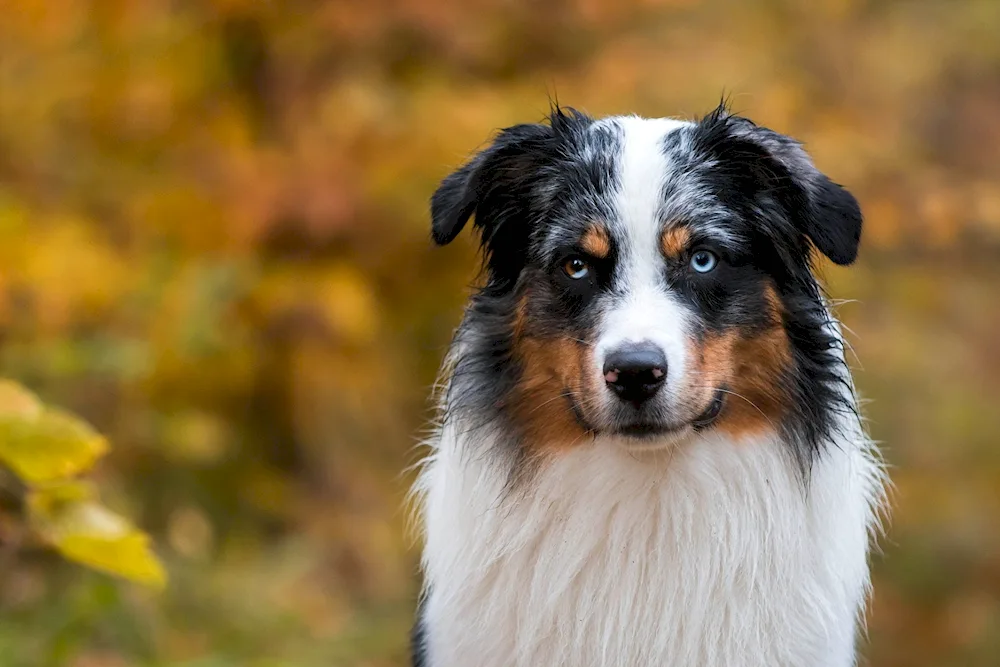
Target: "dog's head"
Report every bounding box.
[434,104,861,460]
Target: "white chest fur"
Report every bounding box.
[414,422,884,667]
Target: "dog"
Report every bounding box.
[410,103,887,667]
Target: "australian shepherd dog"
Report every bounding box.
[410,103,887,667]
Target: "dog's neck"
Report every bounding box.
[415,419,883,667]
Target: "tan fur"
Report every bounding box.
[660,225,691,258]
[506,221,609,445]
[691,285,792,439]
[508,293,592,451]
[509,280,791,447]
[580,224,611,258]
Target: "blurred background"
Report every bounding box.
[0,0,998,665]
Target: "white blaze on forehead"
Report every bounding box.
[596,116,694,400]
[612,116,692,276]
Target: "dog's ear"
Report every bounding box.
[430,160,479,246]
[430,123,557,247]
[431,123,559,287]
[695,106,863,265]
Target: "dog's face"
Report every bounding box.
[434,106,861,458]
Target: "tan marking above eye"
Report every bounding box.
[660,225,692,258]
[580,224,611,258]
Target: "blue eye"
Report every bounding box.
[563,257,590,279]
[690,250,718,273]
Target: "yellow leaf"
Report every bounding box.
[58,532,166,588]
[0,405,109,483]
[28,494,167,588]
[0,379,43,420]
[26,479,97,514]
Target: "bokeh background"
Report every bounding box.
[1,1,999,665]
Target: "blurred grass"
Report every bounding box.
[0,1,998,665]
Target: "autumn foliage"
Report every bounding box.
[0,1,998,666]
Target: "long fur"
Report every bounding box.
[410,104,888,667]
[413,410,884,666]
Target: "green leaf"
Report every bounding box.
[28,490,167,588]
[0,404,109,484]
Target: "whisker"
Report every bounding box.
[688,385,777,431]
[563,426,598,450]
[562,336,595,348]
[524,390,585,416]
[717,389,777,430]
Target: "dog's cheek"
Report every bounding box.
[714,285,792,440]
[507,291,595,452]
[686,330,737,412]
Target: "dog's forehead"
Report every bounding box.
[604,116,694,242]
[542,115,736,251]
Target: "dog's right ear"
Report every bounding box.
[430,123,556,247]
[430,159,480,246]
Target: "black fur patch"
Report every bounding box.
[411,594,429,667]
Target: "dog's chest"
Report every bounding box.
[418,430,876,667]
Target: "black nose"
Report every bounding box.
[603,342,667,404]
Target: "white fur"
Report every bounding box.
[595,117,694,409]
[414,406,884,667]
[595,284,692,412]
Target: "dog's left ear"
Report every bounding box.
[696,107,863,265]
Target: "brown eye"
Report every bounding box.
[563,257,590,280]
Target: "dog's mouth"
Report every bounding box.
[613,388,727,440]
[692,389,726,430]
